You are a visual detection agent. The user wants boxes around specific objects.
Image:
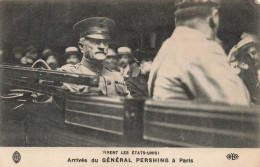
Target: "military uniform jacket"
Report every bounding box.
[148,26,250,105]
[58,57,128,97]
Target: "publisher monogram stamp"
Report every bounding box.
[226,153,239,160]
[12,151,21,163]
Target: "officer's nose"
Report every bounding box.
[98,42,106,50]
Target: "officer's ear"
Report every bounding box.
[209,8,219,29]
[78,41,84,54]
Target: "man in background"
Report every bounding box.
[118,47,140,79]
[126,51,154,99]
[12,47,23,64]
[65,46,80,65]
[228,37,260,104]
[148,0,250,105]
[42,48,59,70]
[21,45,38,65]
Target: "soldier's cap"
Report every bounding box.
[134,50,156,62]
[107,48,117,57]
[65,46,79,57]
[117,47,132,56]
[175,0,220,10]
[73,17,115,40]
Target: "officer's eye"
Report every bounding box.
[97,40,109,47]
[85,38,97,45]
[88,39,109,46]
[102,40,109,46]
[91,39,98,45]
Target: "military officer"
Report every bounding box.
[59,17,129,97]
[148,0,250,105]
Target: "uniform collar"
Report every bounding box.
[80,56,103,73]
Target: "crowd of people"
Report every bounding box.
[228,34,260,104]
[2,0,260,105]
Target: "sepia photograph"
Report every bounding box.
[0,0,260,149]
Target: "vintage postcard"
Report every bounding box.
[0,0,260,166]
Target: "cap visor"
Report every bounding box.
[86,34,111,40]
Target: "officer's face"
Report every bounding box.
[66,54,80,65]
[118,55,129,68]
[80,37,109,61]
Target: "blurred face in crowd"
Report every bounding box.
[247,46,259,62]
[140,58,152,75]
[14,52,23,60]
[79,37,109,61]
[31,52,38,60]
[66,54,79,65]
[104,56,118,70]
[118,55,129,68]
[26,51,38,60]
[238,45,259,69]
[46,55,58,69]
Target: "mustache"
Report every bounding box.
[95,51,106,55]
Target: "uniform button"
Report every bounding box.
[107,80,111,85]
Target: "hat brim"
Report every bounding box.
[238,42,256,52]
[86,34,111,40]
[73,17,115,39]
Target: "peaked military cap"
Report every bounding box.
[73,17,115,40]
[175,0,220,9]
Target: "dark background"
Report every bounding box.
[0,0,259,64]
